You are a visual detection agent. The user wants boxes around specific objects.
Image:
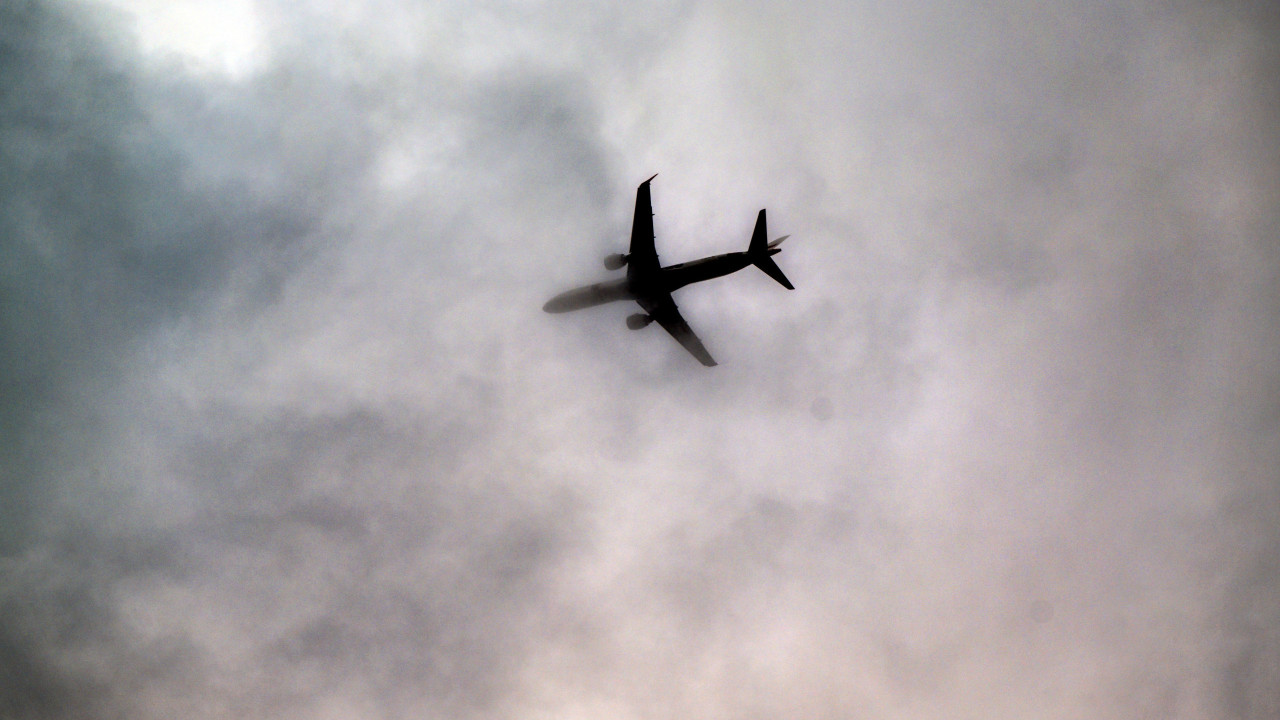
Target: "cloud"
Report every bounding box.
[2,0,1277,718]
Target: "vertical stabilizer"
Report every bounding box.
[748,209,769,255]
[747,209,794,290]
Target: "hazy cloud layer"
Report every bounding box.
[2,0,1277,718]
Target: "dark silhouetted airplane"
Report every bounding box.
[543,174,793,366]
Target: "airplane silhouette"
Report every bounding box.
[543,174,793,366]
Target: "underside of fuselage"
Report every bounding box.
[658,252,753,293]
[542,251,758,314]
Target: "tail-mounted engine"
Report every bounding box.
[603,253,629,270]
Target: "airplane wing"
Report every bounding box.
[627,174,660,279]
[638,294,717,367]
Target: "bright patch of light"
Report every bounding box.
[102,0,266,77]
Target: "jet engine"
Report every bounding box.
[626,313,654,330]
[603,253,629,270]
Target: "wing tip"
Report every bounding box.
[693,345,718,367]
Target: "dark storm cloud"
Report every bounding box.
[2,3,614,715]
[0,0,320,548]
[0,0,372,684]
[0,1,346,713]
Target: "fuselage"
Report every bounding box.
[656,251,753,292]
[542,250,758,314]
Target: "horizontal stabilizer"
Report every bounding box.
[754,254,794,290]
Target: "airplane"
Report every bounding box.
[543,174,793,366]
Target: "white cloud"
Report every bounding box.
[103,0,267,77]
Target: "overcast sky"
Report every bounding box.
[2,0,1278,717]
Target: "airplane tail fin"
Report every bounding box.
[747,209,794,290]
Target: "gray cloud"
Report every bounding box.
[2,0,1277,718]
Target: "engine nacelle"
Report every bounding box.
[603,253,629,270]
[626,313,654,330]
